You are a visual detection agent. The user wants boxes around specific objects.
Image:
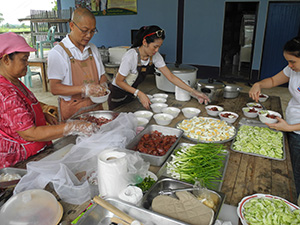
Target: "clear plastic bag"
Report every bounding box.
[193,180,217,211]
[14,113,147,205]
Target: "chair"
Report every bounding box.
[36,26,56,58]
[23,66,42,88]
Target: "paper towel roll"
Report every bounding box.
[118,186,143,205]
[98,149,128,198]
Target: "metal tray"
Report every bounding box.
[124,124,184,166]
[0,167,27,188]
[71,110,119,120]
[176,117,237,144]
[230,123,286,161]
[156,143,230,192]
[139,177,226,225]
[76,197,188,225]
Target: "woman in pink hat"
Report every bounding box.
[0,32,98,168]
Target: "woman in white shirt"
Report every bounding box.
[108,25,209,110]
[249,36,300,197]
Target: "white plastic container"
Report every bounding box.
[175,80,191,101]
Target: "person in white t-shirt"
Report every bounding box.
[108,25,210,110]
[48,8,107,121]
[249,36,300,197]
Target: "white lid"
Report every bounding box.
[0,189,63,225]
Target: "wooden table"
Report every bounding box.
[112,75,297,207]
[10,75,297,223]
[28,58,48,92]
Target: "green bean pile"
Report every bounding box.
[166,143,225,189]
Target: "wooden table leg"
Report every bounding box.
[40,62,48,92]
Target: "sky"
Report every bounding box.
[1,0,54,25]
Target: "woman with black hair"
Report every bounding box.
[108,25,209,110]
[249,36,300,198]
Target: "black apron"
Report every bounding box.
[108,48,155,110]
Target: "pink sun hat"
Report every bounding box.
[0,32,36,58]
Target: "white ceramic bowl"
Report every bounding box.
[153,113,174,125]
[258,110,282,124]
[161,107,181,118]
[136,117,149,127]
[246,102,263,110]
[153,93,169,99]
[242,107,258,118]
[150,103,168,113]
[151,97,167,104]
[205,105,224,117]
[134,110,153,121]
[219,111,239,123]
[182,107,201,118]
[259,93,269,102]
[147,94,153,99]
[89,89,111,103]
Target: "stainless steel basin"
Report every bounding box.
[139,177,225,224]
[76,197,187,225]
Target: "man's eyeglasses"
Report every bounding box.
[72,21,98,35]
[143,30,165,39]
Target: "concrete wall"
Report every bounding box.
[61,0,296,72]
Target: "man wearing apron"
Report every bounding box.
[48,8,107,121]
[108,48,155,110]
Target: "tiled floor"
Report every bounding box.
[27,69,292,115]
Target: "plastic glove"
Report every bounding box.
[82,83,107,98]
[190,88,210,105]
[63,120,98,136]
[100,81,109,89]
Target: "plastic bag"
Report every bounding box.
[192,180,217,211]
[14,113,143,205]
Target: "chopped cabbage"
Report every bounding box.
[243,197,300,225]
[233,125,283,159]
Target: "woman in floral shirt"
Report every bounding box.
[0,32,97,168]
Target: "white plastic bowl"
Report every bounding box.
[182,107,201,118]
[161,107,181,118]
[205,105,224,117]
[219,111,239,123]
[153,93,169,99]
[150,103,168,113]
[151,97,167,104]
[136,117,149,127]
[134,110,153,121]
[153,113,174,125]
[258,110,282,124]
[246,102,263,110]
[259,93,269,102]
[90,90,111,103]
[242,107,258,118]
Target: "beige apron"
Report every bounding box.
[59,42,103,121]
